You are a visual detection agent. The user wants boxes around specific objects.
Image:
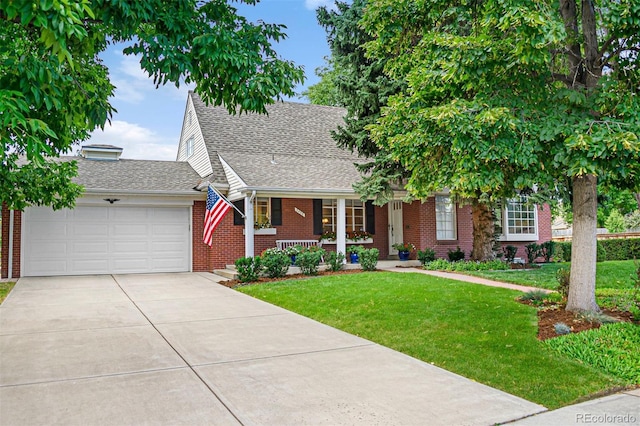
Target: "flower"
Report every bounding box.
[392,242,416,252]
[319,230,372,241]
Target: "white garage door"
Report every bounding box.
[22,206,191,276]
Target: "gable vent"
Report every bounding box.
[80,144,123,161]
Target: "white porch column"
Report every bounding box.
[244,195,255,258]
[336,198,346,260]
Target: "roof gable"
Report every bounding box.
[190,92,365,193]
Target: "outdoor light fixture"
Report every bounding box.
[103,198,120,204]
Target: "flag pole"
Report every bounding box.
[208,184,246,219]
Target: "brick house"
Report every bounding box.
[1,92,551,278]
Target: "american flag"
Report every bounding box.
[203,186,232,246]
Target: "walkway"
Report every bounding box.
[0,273,545,425]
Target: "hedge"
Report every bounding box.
[555,238,640,262]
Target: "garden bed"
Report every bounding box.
[219,268,372,288]
[535,305,637,340]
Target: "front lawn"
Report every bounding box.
[0,281,15,304]
[238,271,624,409]
[464,260,638,290]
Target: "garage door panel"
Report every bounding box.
[73,207,108,221]
[29,223,69,239]
[73,223,108,237]
[72,241,109,255]
[111,258,150,273]
[112,241,149,254]
[112,224,150,237]
[153,225,190,236]
[71,259,110,273]
[23,206,190,276]
[29,241,68,258]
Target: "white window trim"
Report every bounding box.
[254,197,272,228]
[322,199,366,233]
[497,198,539,242]
[435,195,457,241]
[186,136,194,158]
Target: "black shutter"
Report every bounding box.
[365,201,376,234]
[233,200,244,225]
[271,198,282,226]
[313,199,323,235]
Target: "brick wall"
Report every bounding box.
[1,204,22,279]
[397,200,553,261]
[202,199,393,269]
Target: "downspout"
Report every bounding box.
[8,209,14,279]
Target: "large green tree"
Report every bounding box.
[363,0,640,312]
[1,0,304,210]
[309,0,406,205]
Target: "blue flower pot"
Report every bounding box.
[349,253,359,264]
[398,250,410,261]
[290,255,296,265]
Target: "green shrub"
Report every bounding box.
[295,248,325,275]
[502,245,518,263]
[519,289,551,306]
[554,323,571,335]
[359,248,379,271]
[624,210,640,230]
[539,241,555,263]
[261,249,290,278]
[425,259,510,272]
[235,256,262,282]
[556,238,640,262]
[417,248,436,265]
[605,209,626,233]
[556,267,570,300]
[325,251,345,272]
[597,240,607,262]
[525,243,540,264]
[447,246,465,262]
[556,241,572,262]
[545,323,640,384]
[424,259,451,270]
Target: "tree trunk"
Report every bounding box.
[567,174,600,313]
[471,201,495,261]
[635,193,640,210]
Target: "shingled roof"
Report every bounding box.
[57,156,202,194]
[190,92,365,192]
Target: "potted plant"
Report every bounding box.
[347,245,363,263]
[284,245,303,265]
[392,242,416,261]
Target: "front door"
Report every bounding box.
[388,201,404,255]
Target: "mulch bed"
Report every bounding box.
[529,302,638,340]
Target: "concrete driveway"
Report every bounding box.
[0,272,545,425]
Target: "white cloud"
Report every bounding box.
[109,51,195,104]
[87,120,177,161]
[304,0,335,10]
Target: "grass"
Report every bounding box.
[238,271,624,409]
[463,260,638,290]
[0,281,16,304]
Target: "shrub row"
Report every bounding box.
[424,259,510,272]
[555,237,640,262]
[235,246,380,282]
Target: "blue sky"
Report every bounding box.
[87,0,334,160]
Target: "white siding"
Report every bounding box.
[177,95,213,177]
[218,154,247,201]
